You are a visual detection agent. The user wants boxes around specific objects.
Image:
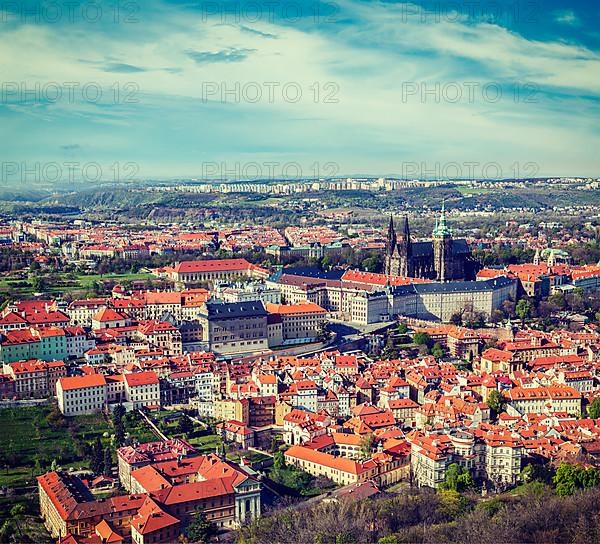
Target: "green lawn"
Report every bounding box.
[73,272,154,290]
[0,406,159,490]
[187,434,222,454]
[0,406,112,479]
[456,187,494,195]
[0,271,155,300]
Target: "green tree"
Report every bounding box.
[554,463,580,496]
[90,436,103,475]
[397,322,408,335]
[431,342,444,359]
[515,299,532,326]
[112,404,126,425]
[413,332,431,347]
[9,504,25,541]
[440,463,475,492]
[114,420,125,447]
[185,512,216,543]
[177,415,194,436]
[587,397,600,419]
[103,448,112,477]
[273,451,286,471]
[487,390,505,415]
[359,433,375,459]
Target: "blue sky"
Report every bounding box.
[1,0,599,181]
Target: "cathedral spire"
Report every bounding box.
[433,199,451,237]
[387,215,397,252]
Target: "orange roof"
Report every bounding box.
[131,497,179,535]
[95,519,123,543]
[150,477,234,505]
[130,465,171,493]
[285,445,366,475]
[59,374,106,391]
[93,307,127,322]
[173,258,264,274]
[124,371,159,387]
[266,302,326,315]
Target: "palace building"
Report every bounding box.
[385,204,478,281]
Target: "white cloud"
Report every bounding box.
[0,0,598,176]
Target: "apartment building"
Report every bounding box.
[67,298,110,327]
[2,359,66,398]
[284,444,409,487]
[408,429,524,488]
[124,371,161,410]
[57,374,108,416]
[198,301,269,356]
[265,302,326,345]
[168,259,268,286]
[504,385,582,416]
[64,326,95,358]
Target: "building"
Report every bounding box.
[265,302,326,345]
[168,259,268,286]
[385,206,479,281]
[284,443,409,487]
[123,372,161,410]
[408,429,525,489]
[213,281,281,305]
[504,385,582,416]
[57,374,108,416]
[198,301,269,356]
[2,359,66,398]
[117,440,198,491]
[38,471,146,540]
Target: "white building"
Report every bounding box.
[56,374,107,416]
[123,371,161,410]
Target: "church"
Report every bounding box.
[384,204,479,281]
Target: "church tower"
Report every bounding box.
[432,202,453,281]
[385,216,400,276]
[385,215,413,277]
[396,216,413,277]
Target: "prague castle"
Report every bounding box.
[385,204,478,281]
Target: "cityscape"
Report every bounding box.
[2,0,600,543]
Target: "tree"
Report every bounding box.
[397,322,408,335]
[449,312,463,325]
[177,415,194,436]
[90,437,103,475]
[112,404,126,425]
[553,463,600,496]
[413,332,431,347]
[587,397,600,419]
[487,390,505,415]
[431,342,444,359]
[273,451,286,471]
[114,420,125,447]
[515,299,532,326]
[185,512,216,543]
[440,463,475,492]
[9,504,25,541]
[359,433,375,459]
[103,448,113,477]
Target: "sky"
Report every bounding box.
[0,0,599,182]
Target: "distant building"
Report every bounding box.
[385,205,479,281]
[265,302,327,346]
[167,259,268,286]
[57,374,107,416]
[198,301,269,356]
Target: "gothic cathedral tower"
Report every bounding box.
[432,202,453,281]
[385,215,412,276]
